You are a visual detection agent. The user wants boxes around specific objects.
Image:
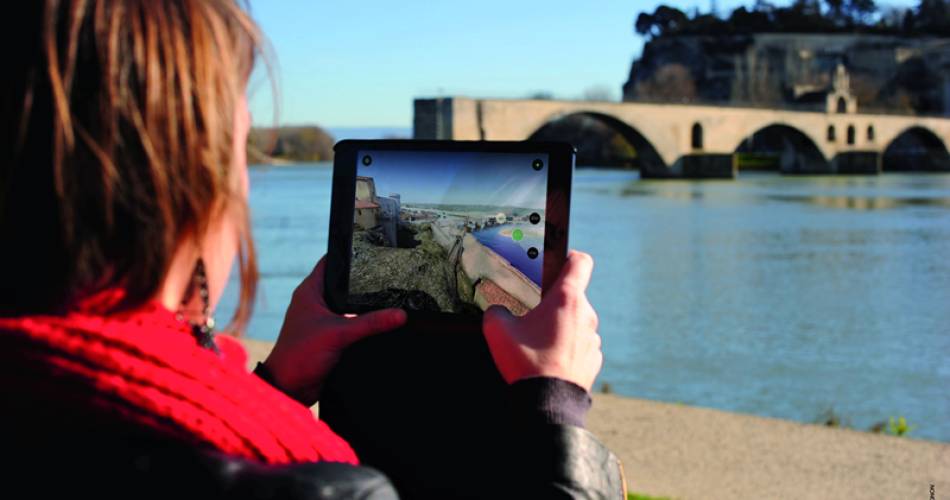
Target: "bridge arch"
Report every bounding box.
[734,123,828,173]
[882,126,950,172]
[528,111,666,171]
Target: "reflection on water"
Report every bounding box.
[767,194,950,210]
[621,174,950,210]
[219,165,950,443]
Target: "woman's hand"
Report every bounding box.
[262,256,407,407]
[482,250,602,392]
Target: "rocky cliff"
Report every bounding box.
[623,33,950,116]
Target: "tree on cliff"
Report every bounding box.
[825,0,878,26]
[904,0,950,34]
[626,0,948,114]
[635,6,689,39]
[634,0,949,38]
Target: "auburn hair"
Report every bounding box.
[0,0,269,334]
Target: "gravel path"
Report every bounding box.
[587,393,947,499]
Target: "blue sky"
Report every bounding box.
[356,151,548,208]
[247,0,918,129]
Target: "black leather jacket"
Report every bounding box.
[4,393,625,499]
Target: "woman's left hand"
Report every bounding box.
[261,255,407,407]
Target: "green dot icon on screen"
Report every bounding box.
[512,229,524,241]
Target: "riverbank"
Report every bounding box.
[239,338,949,499]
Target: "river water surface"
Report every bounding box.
[218,164,950,442]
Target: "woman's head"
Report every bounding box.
[0,0,267,332]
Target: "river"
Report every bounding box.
[217,163,950,442]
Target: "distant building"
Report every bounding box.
[355,176,376,203]
[791,63,857,113]
[377,193,401,220]
[355,199,380,229]
[827,63,857,114]
[354,176,400,246]
[355,176,380,230]
[375,193,401,246]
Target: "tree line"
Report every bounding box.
[635,0,950,39]
[247,126,335,163]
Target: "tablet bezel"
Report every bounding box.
[325,139,574,322]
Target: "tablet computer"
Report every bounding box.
[325,140,574,321]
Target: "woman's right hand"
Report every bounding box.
[482,250,602,393]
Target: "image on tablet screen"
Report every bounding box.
[348,150,547,316]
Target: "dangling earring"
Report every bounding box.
[177,257,220,354]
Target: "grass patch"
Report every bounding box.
[628,493,672,500]
[885,416,916,437]
[815,406,916,437]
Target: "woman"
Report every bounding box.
[0,0,624,498]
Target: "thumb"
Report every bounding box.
[339,308,407,345]
[553,250,594,293]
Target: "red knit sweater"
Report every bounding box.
[0,292,358,465]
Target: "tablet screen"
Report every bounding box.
[348,150,548,316]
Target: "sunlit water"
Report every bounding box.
[218,163,950,442]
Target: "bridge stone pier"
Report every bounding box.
[413,97,950,178]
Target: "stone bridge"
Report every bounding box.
[413,97,950,178]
